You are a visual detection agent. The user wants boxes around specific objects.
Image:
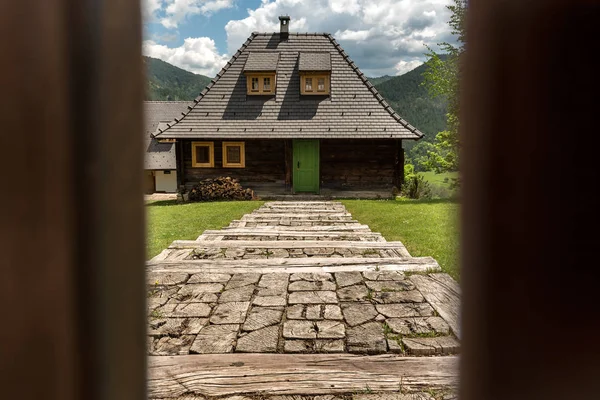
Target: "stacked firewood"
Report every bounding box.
[188,177,254,201]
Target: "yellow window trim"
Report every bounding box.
[246,73,276,95]
[300,72,330,95]
[191,141,214,168]
[222,141,246,168]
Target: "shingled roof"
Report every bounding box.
[154,33,423,140]
[244,52,280,72]
[144,101,189,169]
[299,52,331,71]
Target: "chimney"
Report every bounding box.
[279,15,290,40]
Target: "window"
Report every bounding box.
[300,74,330,95]
[191,141,214,168]
[305,78,313,92]
[317,77,325,92]
[222,142,245,168]
[246,73,276,95]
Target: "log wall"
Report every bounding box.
[182,139,286,185]
[320,139,399,189]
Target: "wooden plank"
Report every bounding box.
[198,231,383,239]
[149,248,174,263]
[148,353,458,398]
[145,263,438,275]
[247,213,351,218]
[241,216,354,221]
[253,210,348,215]
[168,239,410,250]
[410,273,461,339]
[147,257,440,274]
[217,225,372,232]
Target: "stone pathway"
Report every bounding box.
[147,201,459,399]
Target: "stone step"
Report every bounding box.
[264,201,342,205]
[195,231,385,241]
[241,215,354,221]
[217,225,372,232]
[146,256,440,274]
[253,209,349,214]
[147,354,458,398]
[229,221,360,228]
[169,239,410,251]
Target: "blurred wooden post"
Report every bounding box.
[0,1,146,400]
[461,1,600,399]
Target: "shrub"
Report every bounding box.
[401,174,432,199]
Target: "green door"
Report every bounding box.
[293,139,320,193]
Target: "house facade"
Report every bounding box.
[153,16,423,196]
[144,101,189,193]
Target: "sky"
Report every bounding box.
[142,0,457,78]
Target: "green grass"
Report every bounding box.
[146,200,264,260]
[419,171,459,198]
[341,199,460,280]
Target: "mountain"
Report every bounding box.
[368,75,394,86]
[373,62,447,149]
[144,56,212,101]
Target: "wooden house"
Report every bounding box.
[144,101,189,193]
[152,16,423,196]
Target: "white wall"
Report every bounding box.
[154,170,177,192]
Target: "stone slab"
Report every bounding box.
[219,285,256,303]
[243,307,284,331]
[288,291,338,304]
[210,302,250,324]
[334,271,364,288]
[235,326,279,353]
[190,324,239,354]
[148,317,208,336]
[347,322,387,354]
[341,303,378,327]
[401,336,460,356]
[375,303,435,318]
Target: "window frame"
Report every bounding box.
[300,73,330,95]
[246,73,276,95]
[222,141,246,168]
[191,141,214,168]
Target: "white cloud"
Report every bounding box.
[142,37,229,77]
[224,0,455,76]
[335,29,372,42]
[142,0,163,21]
[161,0,235,29]
[329,0,361,15]
[394,59,423,75]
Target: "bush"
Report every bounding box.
[401,174,432,199]
[188,177,254,202]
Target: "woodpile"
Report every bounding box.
[188,177,254,201]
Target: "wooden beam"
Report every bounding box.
[0,1,146,399]
[148,354,459,398]
[168,239,409,250]
[410,273,461,339]
[146,256,440,273]
[461,1,600,399]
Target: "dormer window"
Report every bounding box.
[299,52,331,96]
[244,52,279,96]
[305,78,313,92]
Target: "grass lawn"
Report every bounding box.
[342,199,460,280]
[146,200,264,260]
[419,171,459,198]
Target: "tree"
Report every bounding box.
[421,0,466,173]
